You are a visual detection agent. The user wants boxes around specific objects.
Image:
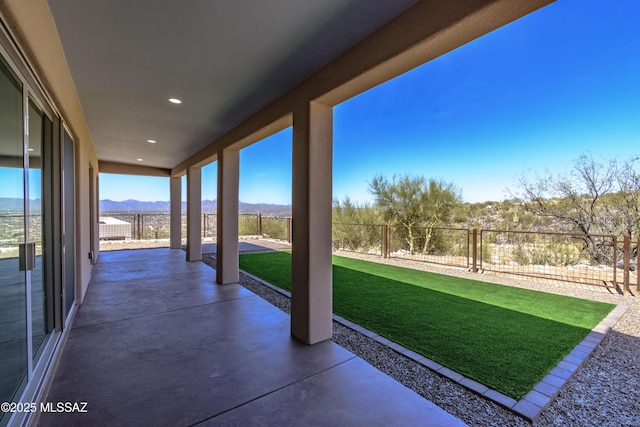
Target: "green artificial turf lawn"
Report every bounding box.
[239,251,615,399]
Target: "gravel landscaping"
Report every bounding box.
[208,243,639,426]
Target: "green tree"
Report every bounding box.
[369,174,461,254]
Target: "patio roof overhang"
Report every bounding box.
[2,0,554,175]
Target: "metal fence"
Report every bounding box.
[99,212,293,243]
[332,223,385,256]
[99,213,173,240]
[480,230,622,292]
[332,222,639,295]
[387,226,470,269]
[237,213,292,241]
[260,215,291,242]
[330,223,470,269]
[96,212,639,295]
[203,213,216,238]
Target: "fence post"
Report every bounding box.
[472,228,478,273]
[384,225,389,258]
[287,217,292,243]
[612,236,618,293]
[258,213,262,236]
[637,236,640,293]
[136,214,141,240]
[623,234,630,296]
[466,228,470,270]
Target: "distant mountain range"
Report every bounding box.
[0,198,41,211]
[0,197,291,215]
[99,199,291,216]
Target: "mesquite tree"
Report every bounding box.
[369,174,461,254]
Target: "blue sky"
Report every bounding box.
[6,0,640,205]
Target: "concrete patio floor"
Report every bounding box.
[37,248,466,426]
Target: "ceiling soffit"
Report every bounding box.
[48,0,418,169]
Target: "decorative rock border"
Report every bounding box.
[240,269,628,423]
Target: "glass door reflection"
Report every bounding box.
[0,61,27,407]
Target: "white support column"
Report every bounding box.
[186,166,202,261]
[216,148,240,284]
[291,101,333,345]
[169,176,182,249]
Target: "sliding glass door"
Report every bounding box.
[0,21,74,427]
[0,57,28,409]
[0,58,55,426]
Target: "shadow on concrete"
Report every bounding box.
[202,239,291,255]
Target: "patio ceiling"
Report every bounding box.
[47,0,418,170]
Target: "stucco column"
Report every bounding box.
[169,176,182,249]
[216,148,240,284]
[291,101,333,345]
[186,166,202,261]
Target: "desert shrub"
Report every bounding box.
[332,198,383,252]
[481,242,493,264]
[261,217,288,240]
[238,215,259,236]
[513,240,582,266]
[333,223,382,252]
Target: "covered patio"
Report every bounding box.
[36,248,466,426]
[0,2,557,426]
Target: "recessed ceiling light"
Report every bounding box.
[136,158,144,162]
[168,98,182,104]
[147,139,157,143]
